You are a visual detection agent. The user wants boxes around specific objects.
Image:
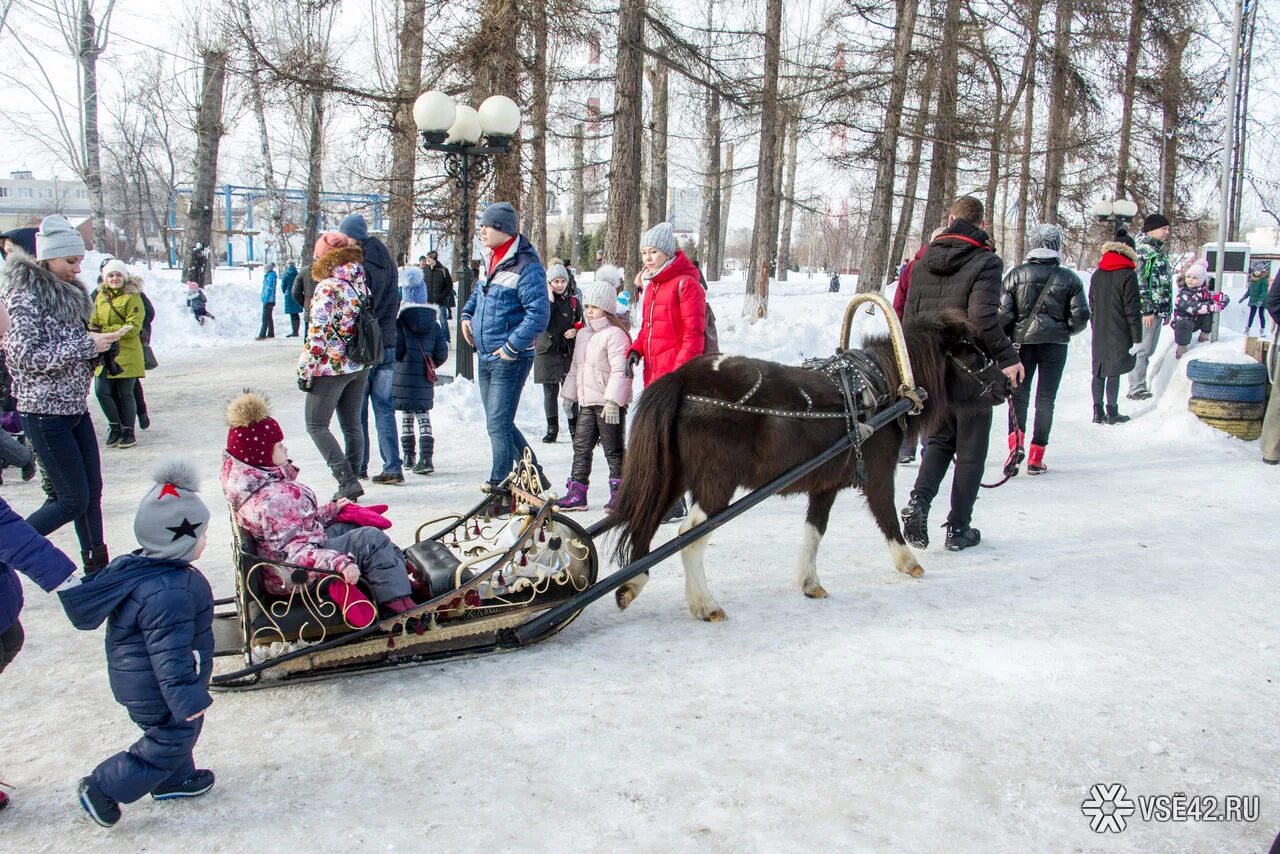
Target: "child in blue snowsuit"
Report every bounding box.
[60,458,216,827]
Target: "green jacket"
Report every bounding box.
[1245,273,1269,308]
[89,276,146,379]
[1135,234,1174,317]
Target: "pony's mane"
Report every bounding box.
[858,310,965,442]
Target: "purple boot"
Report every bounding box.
[559,478,588,511]
[603,478,622,513]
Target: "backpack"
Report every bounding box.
[680,280,720,356]
[347,290,383,367]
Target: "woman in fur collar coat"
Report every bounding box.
[89,259,146,448]
[1088,234,1143,425]
[0,215,128,571]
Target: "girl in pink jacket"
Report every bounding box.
[559,281,633,512]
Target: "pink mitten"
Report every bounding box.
[336,503,392,530]
[323,580,376,628]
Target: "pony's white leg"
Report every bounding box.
[680,504,725,622]
[615,571,650,610]
[794,522,827,598]
[889,538,924,578]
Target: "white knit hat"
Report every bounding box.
[595,264,623,289]
[102,259,128,278]
[581,280,617,315]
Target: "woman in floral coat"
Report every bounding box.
[297,232,371,500]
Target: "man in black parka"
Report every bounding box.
[900,196,1024,552]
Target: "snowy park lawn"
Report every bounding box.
[2,264,1276,852]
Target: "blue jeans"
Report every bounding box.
[20,411,104,550]
[360,347,401,475]
[477,356,538,484]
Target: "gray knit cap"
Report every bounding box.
[595,264,624,289]
[640,222,676,257]
[36,214,86,261]
[480,202,519,237]
[581,280,617,315]
[134,458,211,563]
[1028,223,1063,253]
[546,263,570,283]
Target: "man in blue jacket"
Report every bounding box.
[338,214,404,483]
[61,459,216,827]
[461,202,551,505]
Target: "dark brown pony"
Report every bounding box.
[609,310,1008,621]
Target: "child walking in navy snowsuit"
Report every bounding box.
[60,458,216,827]
[394,273,449,474]
[186,281,215,325]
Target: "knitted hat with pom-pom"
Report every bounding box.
[226,390,284,468]
[134,458,211,563]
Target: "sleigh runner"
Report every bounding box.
[212,294,1006,688]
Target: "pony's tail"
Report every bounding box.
[610,370,685,567]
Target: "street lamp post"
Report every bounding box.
[1092,198,1139,242]
[415,91,521,381]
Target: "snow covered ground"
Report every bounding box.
[2,265,1277,852]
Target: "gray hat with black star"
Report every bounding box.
[134,458,211,562]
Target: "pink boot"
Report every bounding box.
[603,478,622,514]
[559,479,588,511]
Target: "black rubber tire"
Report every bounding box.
[1188,398,1266,420]
[1185,359,1268,386]
[1189,381,1266,403]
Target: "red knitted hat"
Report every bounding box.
[226,391,284,468]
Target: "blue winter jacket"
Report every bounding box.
[394,305,450,412]
[0,496,77,634]
[260,270,278,304]
[59,553,214,723]
[282,265,303,314]
[461,235,550,362]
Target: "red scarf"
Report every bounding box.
[487,236,517,277]
[1098,251,1136,272]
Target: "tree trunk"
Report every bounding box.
[1114,3,1142,200]
[1230,2,1256,240]
[860,0,920,293]
[744,0,783,319]
[891,57,935,267]
[919,0,962,240]
[474,0,523,208]
[78,2,106,253]
[646,60,669,227]
[571,123,585,267]
[300,87,326,268]
[183,49,227,283]
[777,111,800,282]
[385,0,426,265]
[1015,28,1038,260]
[1041,0,1074,223]
[529,0,550,255]
[604,0,645,284]
[700,90,722,280]
[719,142,733,276]
[1158,31,1189,215]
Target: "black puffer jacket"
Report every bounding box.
[998,255,1090,346]
[533,290,582,384]
[903,219,1018,368]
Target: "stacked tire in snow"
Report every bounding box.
[1186,359,1269,440]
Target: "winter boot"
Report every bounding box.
[413,436,434,474]
[900,494,931,549]
[542,418,558,444]
[151,769,215,801]
[401,434,416,472]
[105,424,121,448]
[332,463,365,501]
[1092,404,1106,424]
[1105,406,1131,425]
[603,478,622,513]
[0,788,8,812]
[78,777,121,827]
[1197,331,1210,343]
[82,545,109,575]
[1027,443,1048,475]
[117,428,136,449]
[1007,429,1025,468]
[137,409,150,430]
[944,524,981,552]
[559,478,589,511]
[1175,345,1187,359]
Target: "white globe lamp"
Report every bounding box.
[478,95,521,142]
[446,105,483,145]
[414,91,456,143]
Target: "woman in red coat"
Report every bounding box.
[627,222,706,387]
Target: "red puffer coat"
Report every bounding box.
[631,251,706,387]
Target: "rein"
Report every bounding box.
[981,400,1022,489]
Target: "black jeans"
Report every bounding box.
[912,404,994,529]
[1009,343,1067,446]
[20,411,105,550]
[0,619,24,673]
[259,303,276,338]
[95,374,138,430]
[570,404,627,483]
[1092,375,1120,407]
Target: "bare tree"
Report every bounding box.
[919,0,963,239]
[185,48,227,283]
[1041,0,1075,223]
[646,58,669,227]
[387,0,427,264]
[890,58,935,268]
[604,0,646,283]
[744,0,783,319]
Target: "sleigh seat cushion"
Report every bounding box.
[405,540,466,598]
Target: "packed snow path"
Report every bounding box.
[2,275,1276,851]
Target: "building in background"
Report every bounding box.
[0,171,92,231]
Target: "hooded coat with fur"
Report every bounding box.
[1089,242,1144,377]
[90,274,146,378]
[299,244,370,382]
[0,253,98,415]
